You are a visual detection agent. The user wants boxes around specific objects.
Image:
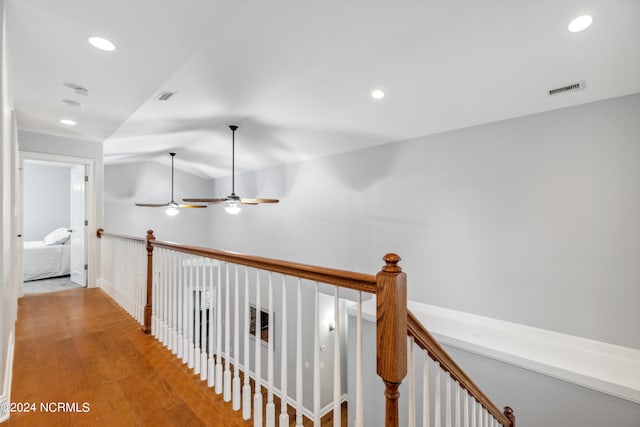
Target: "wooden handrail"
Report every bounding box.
[96,228,514,426]
[149,239,378,294]
[407,311,515,427]
[96,228,145,243]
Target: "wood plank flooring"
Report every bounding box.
[2,288,347,426]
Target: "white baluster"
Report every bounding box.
[172,251,178,354]
[408,336,415,427]
[233,264,241,409]
[162,249,168,346]
[151,244,157,338]
[483,408,489,427]
[168,250,174,352]
[254,271,263,427]
[153,246,159,338]
[434,363,441,427]
[188,259,195,369]
[279,275,289,426]
[242,267,251,420]
[295,278,303,427]
[355,291,364,427]
[163,248,169,345]
[471,399,476,427]
[177,253,183,359]
[224,262,231,400]
[194,259,201,375]
[215,262,223,394]
[156,246,160,337]
[266,273,275,427]
[182,256,189,365]
[463,389,469,427]
[423,353,430,427]
[313,282,320,425]
[446,373,452,427]
[455,382,461,427]
[201,260,208,381]
[333,286,341,427]
[208,260,215,387]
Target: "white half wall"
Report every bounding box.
[208,93,640,351]
[22,162,70,240]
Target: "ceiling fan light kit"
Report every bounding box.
[183,125,279,215]
[135,152,207,215]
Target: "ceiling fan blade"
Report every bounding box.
[239,198,279,204]
[135,203,170,207]
[177,204,208,209]
[182,198,227,204]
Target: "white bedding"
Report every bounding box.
[23,240,71,281]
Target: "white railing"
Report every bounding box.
[149,245,363,426]
[97,232,146,323]
[97,229,515,427]
[405,313,515,427]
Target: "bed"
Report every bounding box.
[23,228,71,281]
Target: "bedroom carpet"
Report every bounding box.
[22,275,84,295]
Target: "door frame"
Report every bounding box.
[19,151,96,294]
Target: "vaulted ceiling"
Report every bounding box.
[9,0,640,178]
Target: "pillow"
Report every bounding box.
[44,227,71,245]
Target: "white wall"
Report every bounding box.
[0,0,18,421]
[208,93,640,351]
[22,162,70,240]
[104,161,212,245]
[102,94,640,418]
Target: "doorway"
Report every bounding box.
[19,152,95,296]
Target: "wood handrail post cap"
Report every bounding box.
[382,253,402,273]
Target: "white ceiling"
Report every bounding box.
[9,0,640,178]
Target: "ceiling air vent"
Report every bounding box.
[548,81,586,96]
[156,91,176,101]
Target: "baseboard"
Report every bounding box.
[0,331,15,422]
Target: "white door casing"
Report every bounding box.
[70,164,86,285]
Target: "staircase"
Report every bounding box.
[96,228,515,427]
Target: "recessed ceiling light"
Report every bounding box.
[568,15,593,32]
[371,89,385,100]
[60,119,76,126]
[88,36,116,51]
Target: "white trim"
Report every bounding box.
[348,298,640,404]
[0,331,15,422]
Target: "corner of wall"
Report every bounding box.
[0,330,14,422]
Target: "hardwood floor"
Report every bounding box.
[2,288,347,426]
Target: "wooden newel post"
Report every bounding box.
[504,406,516,427]
[376,253,408,427]
[143,230,155,334]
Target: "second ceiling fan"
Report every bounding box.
[183,125,279,214]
